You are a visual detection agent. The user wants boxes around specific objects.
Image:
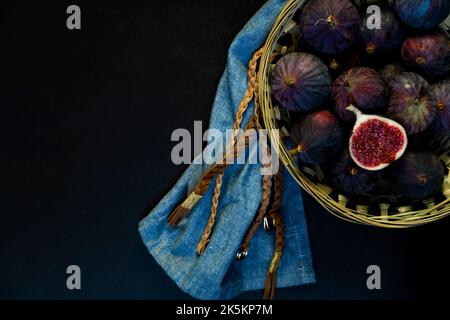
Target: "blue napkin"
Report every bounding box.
[139,0,315,300]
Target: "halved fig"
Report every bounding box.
[347,105,408,171]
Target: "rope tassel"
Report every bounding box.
[263,259,278,300]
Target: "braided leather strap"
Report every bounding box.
[264,166,283,231]
[235,82,275,260]
[263,169,284,300]
[263,210,284,300]
[196,119,260,253]
[168,48,263,227]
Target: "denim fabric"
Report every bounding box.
[139,0,315,300]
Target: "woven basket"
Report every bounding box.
[258,0,450,228]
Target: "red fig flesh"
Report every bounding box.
[347,106,408,171]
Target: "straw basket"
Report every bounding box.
[258,0,450,228]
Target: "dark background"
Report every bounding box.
[0,0,448,300]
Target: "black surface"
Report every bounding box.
[0,1,449,300]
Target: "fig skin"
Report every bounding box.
[332,67,387,123]
[395,0,450,30]
[390,151,444,201]
[387,72,437,135]
[290,110,345,165]
[408,126,442,150]
[429,79,450,136]
[315,50,362,79]
[379,63,405,86]
[401,32,450,80]
[328,150,381,196]
[360,6,405,56]
[300,0,360,54]
[272,52,331,112]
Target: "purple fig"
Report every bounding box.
[408,126,441,150]
[429,79,450,136]
[300,0,360,54]
[379,63,405,86]
[395,0,450,30]
[360,6,405,56]
[390,151,444,201]
[326,50,363,76]
[387,72,437,135]
[329,150,381,196]
[271,52,331,112]
[401,32,450,79]
[290,110,345,164]
[332,67,387,122]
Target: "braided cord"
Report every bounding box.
[236,80,274,256]
[263,169,285,300]
[196,48,263,253]
[194,48,264,196]
[196,173,223,255]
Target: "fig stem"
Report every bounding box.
[349,167,358,176]
[416,57,426,65]
[330,59,339,70]
[314,15,336,28]
[417,174,428,185]
[287,79,296,87]
[326,15,336,28]
[346,104,362,118]
[289,145,303,156]
[366,43,376,55]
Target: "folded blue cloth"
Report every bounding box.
[139,0,315,300]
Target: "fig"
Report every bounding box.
[271,52,331,112]
[347,105,408,171]
[379,63,405,86]
[390,151,444,200]
[387,72,437,135]
[326,50,363,77]
[332,67,387,122]
[408,127,439,150]
[360,6,405,56]
[429,79,450,136]
[300,0,360,54]
[328,150,381,196]
[290,110,345,164]
[395,0,450,30]
[401,32,450,79]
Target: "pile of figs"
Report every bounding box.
[271,0,449,203]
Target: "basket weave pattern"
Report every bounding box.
[258,0,450,228]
